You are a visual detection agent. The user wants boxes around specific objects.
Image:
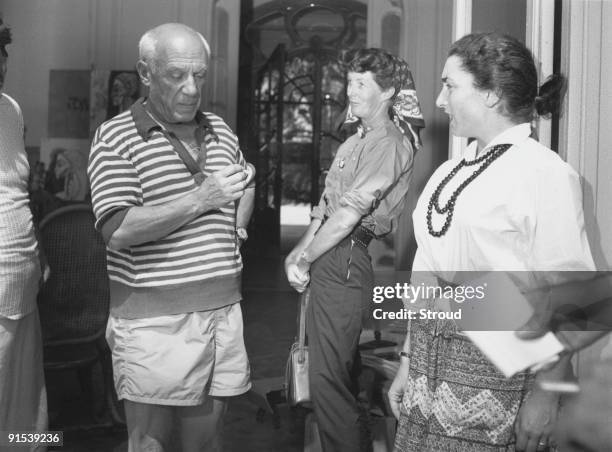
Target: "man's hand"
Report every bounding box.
[107,163,250,249]
[244,162,256,186]
[197,164,248,211]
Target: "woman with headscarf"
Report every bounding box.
[284,48,425,452]
[389,32,595,452]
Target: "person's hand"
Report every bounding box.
[286,262,309,293]
[39,264,51,289]
[516,284,608,357]
[516,273,612,343]
[554,360,612,452]
[296,253,311,276]
[387,357,410,420]
[514,388,560,451]
[515,286,553,341]
[197,164,248,210]
[284,251,311,293]
[244,163,256,186]
[284,253,295,274]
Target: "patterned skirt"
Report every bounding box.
[393,318,533,452]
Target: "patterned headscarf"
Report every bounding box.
[343,60,425,150]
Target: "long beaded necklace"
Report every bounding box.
[427,143,512,237]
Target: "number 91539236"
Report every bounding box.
[0,431,63,446]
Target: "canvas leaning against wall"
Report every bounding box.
[29,70,144,223]
[39,138,91,202]
[43,69,143,195]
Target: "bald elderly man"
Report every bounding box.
[88,23,255,451]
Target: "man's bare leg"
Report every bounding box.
[178,396,227,452]
[125,400,173,452]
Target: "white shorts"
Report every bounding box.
[106,303,251,406]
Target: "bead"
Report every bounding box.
[426,144,512,237]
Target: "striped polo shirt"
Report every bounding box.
[88,99,247,318]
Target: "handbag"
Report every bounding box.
[285,287,310,406]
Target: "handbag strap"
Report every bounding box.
[297,287,310,364]
[298,287,309,348]
[296,287,310,364]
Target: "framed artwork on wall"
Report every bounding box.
[48,70,90,139]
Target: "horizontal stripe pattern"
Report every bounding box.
[88,109,246,290]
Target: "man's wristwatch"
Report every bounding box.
[236,227,248,242]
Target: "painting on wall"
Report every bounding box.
[89,69,110,137]
[33,69,144,222]
[90,69,144,136]
[107,70,142,118]
[48,70,90,139]
[29,138,91,224]
[49,69,143,140]
[39,138,91,202]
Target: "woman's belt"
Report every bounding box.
[351,225,375,248]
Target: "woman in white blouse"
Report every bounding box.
[389,32,595,452]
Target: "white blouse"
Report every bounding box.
[412,123,595,290]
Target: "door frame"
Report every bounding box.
[449,0,556,159]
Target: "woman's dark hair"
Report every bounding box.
[449,32,565,122]
[341,48,412,101]
[0,17,12,57]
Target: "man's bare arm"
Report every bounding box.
[108,164,247,249]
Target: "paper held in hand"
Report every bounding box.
[457,272,565,378]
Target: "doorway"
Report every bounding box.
[242,0,367,253]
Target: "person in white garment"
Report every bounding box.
[0,17,48,450]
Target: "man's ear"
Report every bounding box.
[136,60,152,87]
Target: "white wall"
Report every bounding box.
[2,0,240,148]
[560,0,612,270]
[559,0,612,369]
[370,0,454,270]
[3,0,91,147]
